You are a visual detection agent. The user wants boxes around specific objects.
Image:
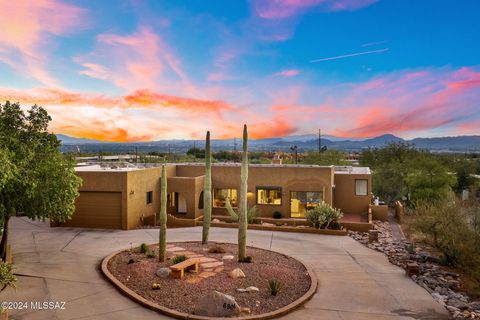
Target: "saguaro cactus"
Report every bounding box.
[159,165,167,262]
[202,131,212,244]
[238,124,249,261]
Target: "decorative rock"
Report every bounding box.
[212,218,221,223]
[155,267,171,278]
[246,286,259,292]
[194,290,240,317]
[228,268,245,278]
[406,262,420,277]
[201,261,223,268]
[222,255,235,260]
[236,288,247,292]
[368,230,379,243]
[449,299,469,310]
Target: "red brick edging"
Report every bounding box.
[100,243,318,320]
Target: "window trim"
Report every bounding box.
[256,186,282,206]
[355,179,368,196]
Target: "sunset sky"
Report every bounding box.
[0,0,479,142]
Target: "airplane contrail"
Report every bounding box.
[310,48,389,63]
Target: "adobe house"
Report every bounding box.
[53,163,372,230]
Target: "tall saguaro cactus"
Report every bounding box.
[238,124,249,261]
[159,165,167,262]
[202,131,212,244]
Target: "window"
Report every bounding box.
[146,191,153,204]
[168,192,176,207]
[290,191,323,218]
[213,189,237,207]
[257,187,282,205]
[355,179,368,196]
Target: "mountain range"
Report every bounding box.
[56,133,480,153]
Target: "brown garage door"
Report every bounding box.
[61,191,122,229]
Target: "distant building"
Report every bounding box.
[53,163,372,230]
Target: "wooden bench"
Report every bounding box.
[169,258,200,279]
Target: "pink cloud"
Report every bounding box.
[0,0,88,86]
[274,69,300,77]
[252,0,377,19]
[77,26,186,91]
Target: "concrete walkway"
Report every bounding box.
[3,217,450,320]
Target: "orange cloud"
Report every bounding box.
[124,90,234,113]
[218,116,297,139]
[0,0,88,86]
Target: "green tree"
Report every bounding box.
[302,150,348,166]
[0,101,82,260]
[406,155,455,204]
[158,165,167,262]
[186,147,205,158]
[202,131,212,244]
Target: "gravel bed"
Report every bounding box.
[107,242,312,316]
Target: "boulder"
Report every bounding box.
[155,267,171,278]
[229,268,246,278]
[194,290,240,317]
[222,255,235,260]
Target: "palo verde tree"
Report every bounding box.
[0,101,82,260]
[158,165,168,262]
[202,131,212,244]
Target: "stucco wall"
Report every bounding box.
[126,167,162,230]
[176,164,334,218]
[334,173,371,215]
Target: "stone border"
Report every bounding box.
[205,221,348,236]
[101,242,318,320]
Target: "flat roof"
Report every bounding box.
[334,166,371,174]
[75,164,141,172]
[75,162,370,174]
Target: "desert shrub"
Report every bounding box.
[405,243,416,254]
[139,243,149,254]
[208,244,226,254]
[146,250,156,258]
[172,255,188,264]
[267,279,283,296]
[273,211,282,219]
[0,262,16,292]
[306,202,343,229]
[407,196,480,281]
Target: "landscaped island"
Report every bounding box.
[104,242,316,318]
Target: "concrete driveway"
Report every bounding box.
[3,217,450,320]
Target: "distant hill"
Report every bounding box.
[56,134,101,144]
[56,133,480,153]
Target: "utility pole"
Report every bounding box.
[318,128,321,154]
[290,145,298,164]
[233,137,237,163]
[135,146,138,163]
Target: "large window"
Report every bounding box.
[146,191,153,204]
[213,189,237,207]
[355,179,368,196]
[290,191,323,218]
[257,187,282,205]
